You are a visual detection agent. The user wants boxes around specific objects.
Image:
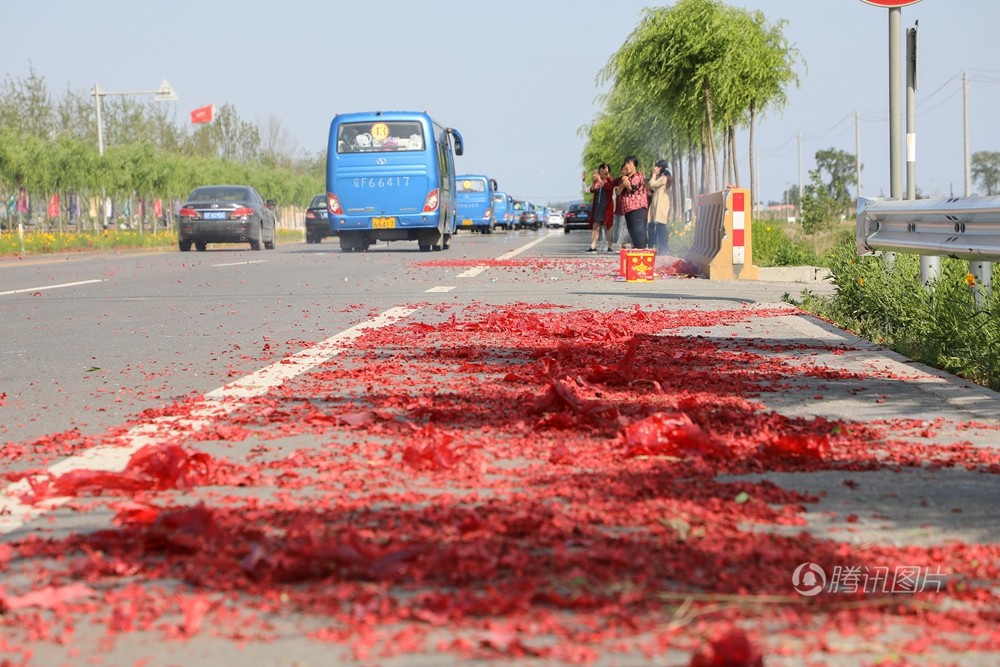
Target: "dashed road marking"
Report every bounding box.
[0,279,103,296]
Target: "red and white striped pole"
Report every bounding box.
[731,190,746,265]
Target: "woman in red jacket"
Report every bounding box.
[616,156,648,249]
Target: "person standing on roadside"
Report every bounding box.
[616,156,648,249]
[587,163,615,252]
[610,166,631,250]
[646,159,672,254]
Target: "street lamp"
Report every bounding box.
[92,79,177,156]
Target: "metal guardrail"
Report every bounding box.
[856,196,1000,261]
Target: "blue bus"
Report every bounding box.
[493,191,513,230]
[326,111,464,252]
[456,175,496,234]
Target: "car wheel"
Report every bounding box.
[195,241,207,252]
[564,227,571,234]
[179,239,192,252]
[264,237,275,250]
[249,236,261,251]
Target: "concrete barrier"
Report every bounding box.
[685,187,759,280]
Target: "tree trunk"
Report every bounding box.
[748,101,756,209]
[688,138,698,224]
[703,84,718,192]
[730,125,740,187]
[721,126,731,187]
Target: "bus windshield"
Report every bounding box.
[458,179,487,193]
[337,121,425,153]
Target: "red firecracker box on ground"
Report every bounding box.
[620,249,656,282]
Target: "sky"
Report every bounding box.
[3,0,999,206]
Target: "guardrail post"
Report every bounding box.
[919,256,940,286]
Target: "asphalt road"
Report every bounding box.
[0,229,821,449]
[1,229,998,666]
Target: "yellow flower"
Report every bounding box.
[857,276,864,286]
[965,273,976,287]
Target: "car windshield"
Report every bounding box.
[337,121,425,153]
[188,187,250,203]
[310,194,326,208]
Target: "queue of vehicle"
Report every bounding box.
[175,110,574,252]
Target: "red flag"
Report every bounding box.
[47,193,60,218]
[190,104,215,124]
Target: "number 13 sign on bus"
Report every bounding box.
[860,0,922,6]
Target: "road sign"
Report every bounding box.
[860,0,922,6]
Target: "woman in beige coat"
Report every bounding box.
[646,160,672,254]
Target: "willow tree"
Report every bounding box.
[581,85,668,175]
[715,5,800,205]
[598,0,800,202]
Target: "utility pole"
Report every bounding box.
[884,7,903,268]
[855,110,862,199]
[797,131,803,222]
[964,70,971,197]
[963,70,992,300]
[907,22,938,285]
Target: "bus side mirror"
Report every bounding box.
[449,128,464,156]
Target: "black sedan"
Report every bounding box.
[305,193,335,244]
[178,185,277,251]
[562,202,592,233]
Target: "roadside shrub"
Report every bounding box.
[796,235,1000,390]
[0,230,175,256]
[751,220,821,267]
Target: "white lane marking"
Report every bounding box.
[425,286,456,293]
[456,234,553,279]
[205,306,417,401]
[0,279,103,296]
[497,234,551,260]
[212,260,268,267]
[0,306,419,535]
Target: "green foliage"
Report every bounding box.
[0,229,175,255]
[971,150,1000,195]
[795,236,1000,390]
[589,0,801,194]
[814,148,856,206]
[751,220,820,267]
[800,168,840,234]
[800,147,856,234]
[0,69,323,212]
[0,227,305,256]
